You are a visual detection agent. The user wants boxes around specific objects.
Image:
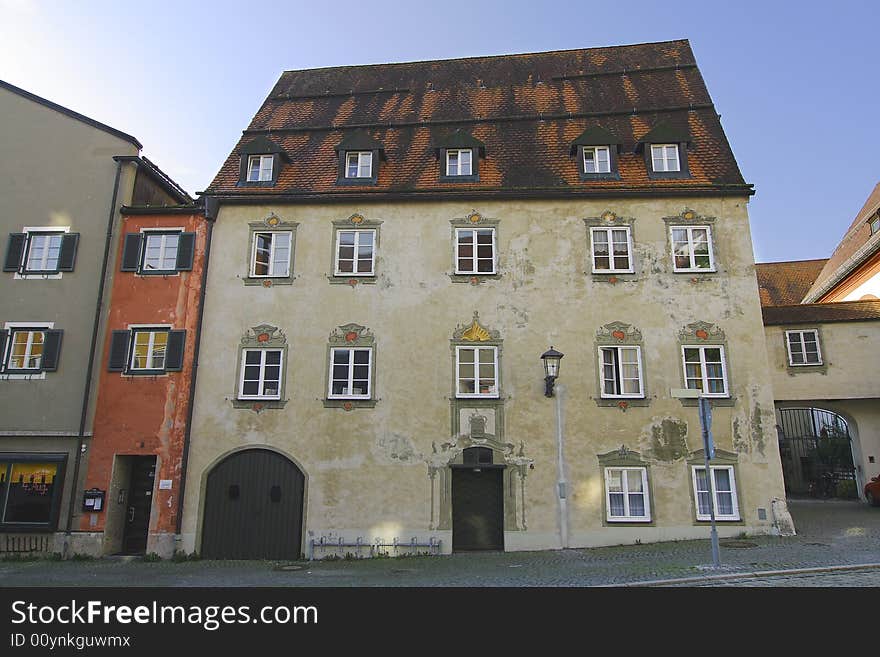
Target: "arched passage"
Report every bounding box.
[777,408,857,498]
[201,449,305,559]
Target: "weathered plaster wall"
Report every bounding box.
[764,321,880,400]
[79,213,207,556]
[181,195,787,555]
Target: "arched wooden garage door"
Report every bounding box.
[201,449,305,560]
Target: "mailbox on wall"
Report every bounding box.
[82,488,106,512]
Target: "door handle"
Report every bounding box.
[128,506,135,522]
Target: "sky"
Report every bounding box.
[1,0,878,263]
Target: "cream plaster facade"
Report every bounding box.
[764,320,880,493]
[180,195,790,557]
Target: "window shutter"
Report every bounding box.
[58,233,80,272]
[0,329,7,372]
[40,330,63,371]
[175,233,196,271]
[108,330,131,371]
[165,330,186,371]
[3,233,27,272]
[120,234,142,272]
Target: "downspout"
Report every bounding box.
[174,198,216,544]
[555,384,569,549]
[64,157,124,551]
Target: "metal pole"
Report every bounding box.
[699,396,721,568]
[555,384,569,549]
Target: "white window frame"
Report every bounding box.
[446,149,473,176]
[327,347,373,399]
[651,144,680,172]
[681,345,729,398]
[455,345,499,399]
[692,465,740,521]
[590,226,633,273]
[2,321,53,380]
[238,348,284,400]
[345,151,373,178]
[785,329,823,366]
[128,329,169,371]
[454,227,497,275]
[604,467,651,522]
[247,155,274,182]
[334,229,376,276]
[598,345,644,398]
[15,226,71,280]
[139,229,182,273]
[250,231,292,278]
[670,225,716,272]
[582,146,611,174]
[871,216,880,235]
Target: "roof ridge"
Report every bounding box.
[280,39,691,75]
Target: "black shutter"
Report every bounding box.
[120,234,142,272]
[108,330,131,371]
[165,330,186,371]
[3,233,27,272]
[57,233,80,272]
[40,330,63,371]
[175,232,195,271]
[0,329,7,372]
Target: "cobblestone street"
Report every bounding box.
[1,499,878,587]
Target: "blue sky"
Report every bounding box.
[2,0,878,263]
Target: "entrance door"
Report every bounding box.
[778,408,856,497]
[121,456,156,555]
[452,467,504,551]
[201,449,305,560]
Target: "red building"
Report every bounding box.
[79,204,209,557]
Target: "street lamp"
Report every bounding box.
[541,347,564,397]
[671,387,720,569]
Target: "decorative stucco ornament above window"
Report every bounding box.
[328,323,375,347]
[678,321,725,344]
[452,312,500,342]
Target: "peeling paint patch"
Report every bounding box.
[373,432,420,464]
[732,416,749,454]
[751,402,766,455]
[646,418,689,462]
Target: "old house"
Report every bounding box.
[758,182,880,501]
[178,39,791,559]
[0,80,191,555]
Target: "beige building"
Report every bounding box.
[181,41,792,559]
[758,182,880,501]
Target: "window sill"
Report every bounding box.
[122,370,170,377]
[1,372,47,380]
[136,271,181,277]
[673,268,717,274]
[231,398,288,410]
[242,276,296,287]
[578,172,621,182]
[605,517,653,525]
[323,398,377,409]
[589,272,637,283]
[678,396,736,408]
[786,364,827,375]
[14,272,63,280]
[449,273,500,284]
[327,274,377,286]
[695,517,742,524]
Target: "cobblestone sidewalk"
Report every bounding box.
[1,499,878,586]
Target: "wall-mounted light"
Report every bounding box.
[540,346,564,397]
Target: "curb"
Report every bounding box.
[604,562,880,587]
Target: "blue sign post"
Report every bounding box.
[698,396,721,568]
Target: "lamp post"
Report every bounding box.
[542,347,568,548]
[671,387,721,569]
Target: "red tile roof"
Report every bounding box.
[804,181,880,301]
[755,259,828,306]
[204,40,750,199]
[762,300,880,325]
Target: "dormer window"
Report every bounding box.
[345,151,373,179]
[870,214,880,235]
[446,149,472,176]
[583,146,611,174]
[569,125,621,181]
[237,135,287,187]
[651,144,680,172]
[247,155,274,182]
[637,122,691,179]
